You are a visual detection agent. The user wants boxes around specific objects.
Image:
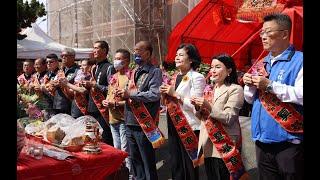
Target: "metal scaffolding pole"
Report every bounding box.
[74,0,78,47]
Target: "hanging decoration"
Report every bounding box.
[237,0,284,22]
[236,0,302,22]
[277,0,303,8]
[212,0,243,25]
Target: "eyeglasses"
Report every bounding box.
[259,29,287,37]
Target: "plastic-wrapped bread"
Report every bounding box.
[24,120,44,136]
[46,125,66,144]
[45,114,76,127]
[60,115,92,147]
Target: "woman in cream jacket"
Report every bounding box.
[191,54,244,180]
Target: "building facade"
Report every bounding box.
[47,0,201,62]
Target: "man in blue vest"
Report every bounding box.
[243,13,303,180]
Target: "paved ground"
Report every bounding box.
[155,114,258,180]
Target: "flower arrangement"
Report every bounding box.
[25,103,44,119]
[198,63,211,77]
[162,71,171,85]
[249,61,268,77]
[17,84,47,120]
[162,69,178,85]
[203,84,214,103]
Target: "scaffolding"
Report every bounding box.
[47,0,201,62]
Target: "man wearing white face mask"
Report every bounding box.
[102,49,132,177]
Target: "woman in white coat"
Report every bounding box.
[160,43,206,180]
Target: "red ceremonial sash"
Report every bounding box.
[204,117,248,180]
[107,69,136,118]
[17,74,26,85]
[43,75,56,96]
[108,73,125,117]
[17,74,31,87]
[73,83,88,115]
[249,59,303,133]
[201,87,248,180]
[90,86,109,122]
[56,70,74,101]
[127,69,165,149]
[88,65,109,122]
[166,96,204,167]
[31,74,43,96]
[31,74,41,86]
[259,91,303,133]
[161,71,203,167]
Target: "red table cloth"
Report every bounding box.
[17,143,128,180]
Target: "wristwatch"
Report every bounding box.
[265,81,273,93]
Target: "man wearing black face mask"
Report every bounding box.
[116,41,163,180]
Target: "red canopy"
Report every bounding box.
[166,0,303,71]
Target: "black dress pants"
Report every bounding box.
[126,125,158,180]
[53,108,70,115]
[88,111,113,146]
[70,100,84,119]
[168,117,199,180]
[204,157,229,180]
[255,141,304,180]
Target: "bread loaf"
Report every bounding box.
[46,126,66,144]
[62,136,84,146]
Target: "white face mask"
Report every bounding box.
[113,60,124,70]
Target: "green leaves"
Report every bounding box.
[17,84,49,118]
[197,63,210,77]
[17,0,46,40]
[162,62,176,76]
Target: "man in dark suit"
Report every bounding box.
[43,53,60,119]
[52,48,79,115]
[116,41,162,180]
[82,40,115,145]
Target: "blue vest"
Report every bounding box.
[251,45,303,143]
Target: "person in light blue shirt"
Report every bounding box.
[243,13,303,180]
